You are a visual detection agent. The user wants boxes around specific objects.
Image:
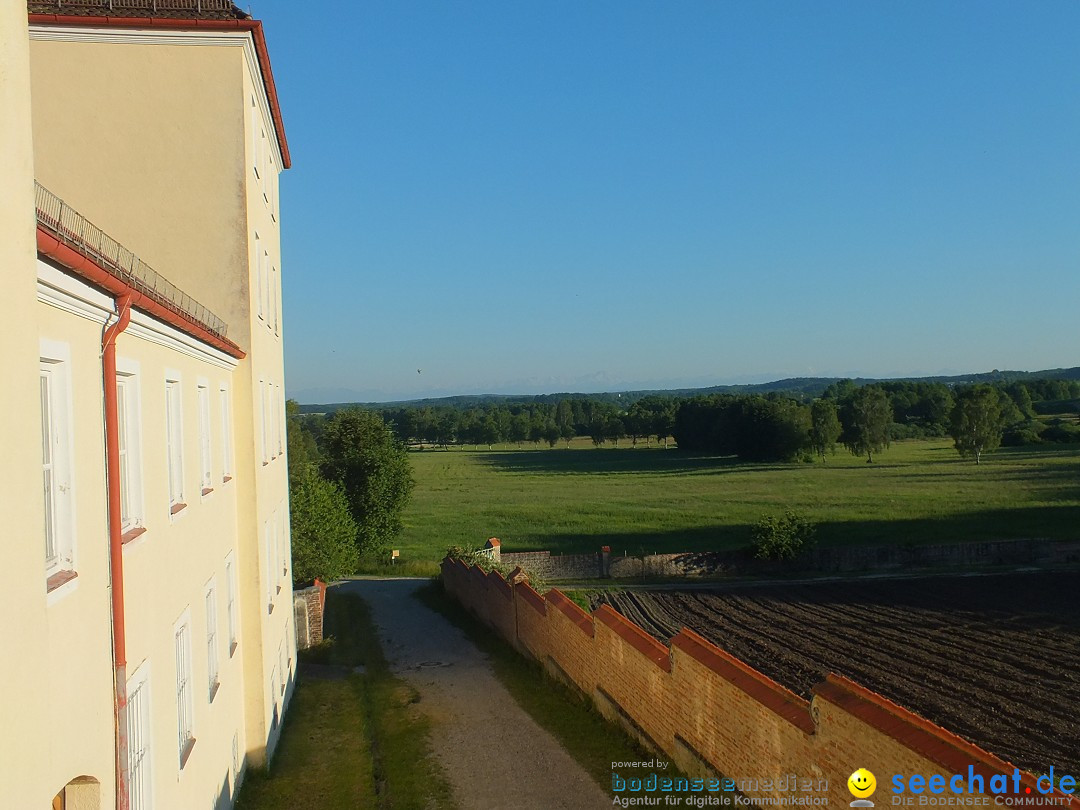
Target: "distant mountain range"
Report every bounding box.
[294,366,1080,412]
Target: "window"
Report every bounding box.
[269,668,279,729]
[264,521,275,611]
[40,345,75,584]
[232,731,240,786]
[250,96,260,180]
[116,368,145,538]
[278,642,287,695]
[254,232,263,320]
[259,379,267,464]
[262,251,271,324]
[270,265,278,335]
[276,385,284,457]
[127,662,154,810]
[260,128,268,202]
[174,611,195,767]
[219,386,233,483]
[278,506,288,579]
[197,384,212,495]
[205,581,220,701]
[165,379,185,514]
[225,553,238,655]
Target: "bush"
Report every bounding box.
[289,463,360,584]
[1040,422,1080,444]
[1001,421,1045,447]
[751,511,816,560]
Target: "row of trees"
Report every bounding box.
[382,396,678,449]
[288,402,413,584]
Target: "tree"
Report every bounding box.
[950,385,1005,464]
[808,399,842,462]
[841,386,892,463]
[289,463,359,584]
[320,408,414,559]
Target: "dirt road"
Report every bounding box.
[340,578,610,810]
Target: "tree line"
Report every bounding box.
[359,378,1078,459]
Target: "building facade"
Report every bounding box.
[1,3,294,807]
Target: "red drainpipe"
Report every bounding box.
[103,294,133,810]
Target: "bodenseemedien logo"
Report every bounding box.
[850,769,878,808]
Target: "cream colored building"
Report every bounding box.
[1,2,295,807]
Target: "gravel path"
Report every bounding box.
[339,578,611,810]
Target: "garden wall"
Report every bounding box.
[441,557,1079,808]
[503,538,1080,581]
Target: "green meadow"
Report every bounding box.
[393,438,1080,568]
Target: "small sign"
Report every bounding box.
[391,550,399,558]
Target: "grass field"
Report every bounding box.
[235,592,454,809]
[394,438,1080,567]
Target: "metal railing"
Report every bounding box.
[35,182,230,339]
[31,0,242,15]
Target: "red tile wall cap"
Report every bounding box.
[672,627,814,734]
[815,675,1079,807]
[27,14,291,168]
[594,604,672,673]
[545,589,595,637]
[517,582,547,615]
[485,537,501,548]
[37,227,245,359]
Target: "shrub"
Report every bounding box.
[1001,421,1045,447]
[751,511,816,560]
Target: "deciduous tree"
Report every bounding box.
[841,386,892,463]
[950,385,1005,464]
[809,399,842,462]
[320,408,414,559]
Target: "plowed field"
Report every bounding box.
[593,572,1080,776]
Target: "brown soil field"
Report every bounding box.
[593,571,1080,777]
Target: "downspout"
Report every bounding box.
[103,294,133,810]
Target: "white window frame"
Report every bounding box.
[174,609,195,768]
[271,265,278,335]
[262,251,271,325]
[205,579,220,701]
[264,521,275,612]
[276,384,284,457]
[197,382,212,495]
[219,384,233,483]
[257,380,265,462]
[127,660,154,810]
[116,360,145,538]
[260,127,269,203]
[254,232,263,321]
[248,96,259,180]
[278,641,287,695]
[40,340,76,582]
[225,551,239,656]
[278,505,288,580]
[165,376,185,515]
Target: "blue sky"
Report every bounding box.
[264,2,1080,403]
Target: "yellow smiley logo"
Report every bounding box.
[848,769,877,799]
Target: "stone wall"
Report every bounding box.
[441,557,1079,809]
[504,538,1080,581]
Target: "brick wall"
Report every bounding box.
[441,558,1079,808]
[293,579,326,649]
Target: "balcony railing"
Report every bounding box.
[35,182,229,339]
[28,1,245,19]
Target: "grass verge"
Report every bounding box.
[236,590,455,810]
[414,580,688,795]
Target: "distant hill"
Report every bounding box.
[296,367,1080,414]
